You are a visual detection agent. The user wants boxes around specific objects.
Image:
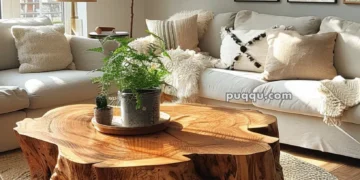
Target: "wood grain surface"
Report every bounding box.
[14,104,283,180]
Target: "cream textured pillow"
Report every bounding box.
[146,15,199,51]
[264,30,338,81]
[168,9,214,40]
[11,24,74,73]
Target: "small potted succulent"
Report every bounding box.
[94,95,113,125]
[90,33,170,128]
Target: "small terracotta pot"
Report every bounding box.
[94,107,113,125]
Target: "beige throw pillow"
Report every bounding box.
[11,24,74,73]
[263,30,338,81]
[146,15,199,51]
[168,9,214,40]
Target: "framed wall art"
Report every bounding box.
[234,0,280,2]
[287,0,337,3]
[343,0,360,4]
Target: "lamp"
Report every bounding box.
[56,0,97,35]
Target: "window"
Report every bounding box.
[20,0,64,23]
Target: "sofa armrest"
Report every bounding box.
[0,86,29,114]
[67,35,104,71]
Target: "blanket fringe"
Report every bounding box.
[323,116,341,126]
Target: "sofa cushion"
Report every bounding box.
[343,105,360,125]
[0,69,107,109]
[68,36,104,71]
[146,15,199,51]
[0,86,29,114]
[253,80,360,125]
[11,24,75,73]
[199,12,236,58]
[0,17,52,71]
[319,16,360,79]
[264,30,338,81]
[234,10,321,35]
[220,29,267,73]
[253,80,323,117]
[199,68,265,104]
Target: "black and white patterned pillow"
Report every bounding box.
[218,25,294,72]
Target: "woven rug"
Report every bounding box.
[0,149,337,180]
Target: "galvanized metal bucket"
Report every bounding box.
[119,89,161,127]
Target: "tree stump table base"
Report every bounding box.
[15,104,283,180]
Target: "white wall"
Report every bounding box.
[1,0,20,19]
[86,0,146,37]
[144,0,360,23]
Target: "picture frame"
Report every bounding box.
[287,0,337,3]
[343,0,360,4]
[234,0,280,2]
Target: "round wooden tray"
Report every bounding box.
[91,112,171,135]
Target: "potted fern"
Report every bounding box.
[90,34,170,128]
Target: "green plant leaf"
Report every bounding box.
[88,47,103,53]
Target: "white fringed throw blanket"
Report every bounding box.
[130,36,219,102]
[319,76,360,126]
[160,48,218,102]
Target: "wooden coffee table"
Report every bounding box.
[15,104,283,180]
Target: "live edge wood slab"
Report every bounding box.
[14,104,283,180]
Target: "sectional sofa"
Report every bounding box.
[0,17,117,152]
[1,12,359,160]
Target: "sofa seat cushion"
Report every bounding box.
[253,80,360,125]
[0,86,29,114]
[199,68,266,104]
[253,80,323,117]
[0,69,109,109]
[343,105,360,125]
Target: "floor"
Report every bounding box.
[281,144,360,180]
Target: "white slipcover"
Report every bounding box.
[0,86,29,114]
[0,69,104,109]
[253,80,360,125]
[0,111,26,152]
[199,68,265,104]
[319,16,360,79]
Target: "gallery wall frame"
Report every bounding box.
[343,0,360,4]
[234,0,280,2]
[287,0,337,3]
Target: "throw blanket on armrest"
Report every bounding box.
[130,36,220,103]
[319,76,360,126]
[160,48,219,102]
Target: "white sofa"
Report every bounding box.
[198,12,360,159]
[0,17,116,152]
